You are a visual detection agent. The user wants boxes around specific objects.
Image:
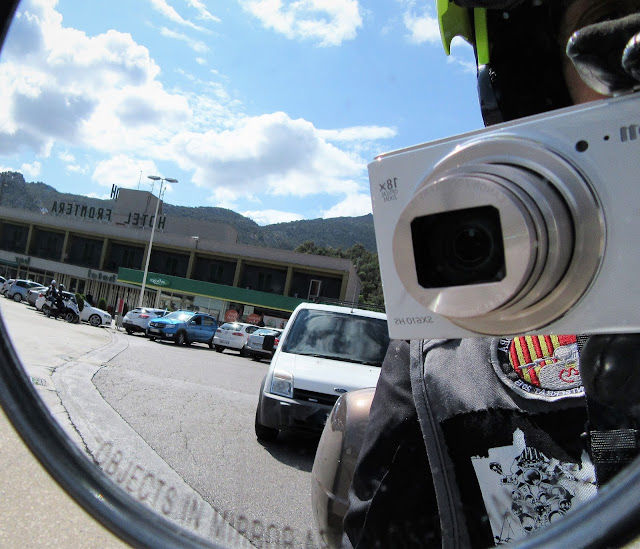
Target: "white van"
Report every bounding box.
[254,302,389,441]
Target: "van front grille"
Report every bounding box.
[293,389,339,407]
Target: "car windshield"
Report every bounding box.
[282,309,389,366]
[163,311,193,322]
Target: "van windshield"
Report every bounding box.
[282,309,390,366]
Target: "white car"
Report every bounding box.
[80,304,112,327]
[121,307,168,334]
[213,322,261,356]
[254,302,389,441]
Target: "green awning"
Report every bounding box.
[0,258,18,267]
[117,267,307,313]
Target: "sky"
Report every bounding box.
[0,0,484,225]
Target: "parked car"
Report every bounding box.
[254,302,389,441]
[146,310,218,347]
[245,328,283,361]
[213,322,261,355]
[1,278,15,296]
[122,307,168,335]
[26,286,48,307]
[6,279,44,302]
[79,303,112,327]
[0,275,5,287]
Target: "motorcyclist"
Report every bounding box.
[45,279,57,300]
[344,1,640,547]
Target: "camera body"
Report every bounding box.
[370,92,640,340]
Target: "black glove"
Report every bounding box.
[567,12,640,95]
[580,334,640,485]
[581,334,640,419]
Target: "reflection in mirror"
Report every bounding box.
[3,1,640,549]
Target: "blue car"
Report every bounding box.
[146,310,218,348]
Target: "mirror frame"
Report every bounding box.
[2,1,640,547]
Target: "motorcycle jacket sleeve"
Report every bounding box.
[346,336,596,549]
[410,337,596,548]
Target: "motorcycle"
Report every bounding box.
[42,294,80,323]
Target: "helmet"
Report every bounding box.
[437,0,572,125]
[51,279,56,285]
[59,284,65,291]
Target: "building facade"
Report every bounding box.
[0,189,360,327]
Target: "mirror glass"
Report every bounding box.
[6,1,639,549]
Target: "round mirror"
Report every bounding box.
[2,2,640,548]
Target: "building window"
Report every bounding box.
[240,264,286,294]
[193,257,236,285]
[0,222,28,253]
[149,249,189,277]
[67,235,103,268]
[30,227,65,261]
[104,242,145,272]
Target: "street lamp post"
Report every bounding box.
[138,175,178,307]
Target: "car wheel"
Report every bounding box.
[12,293,22,302]
[208,337,215,349]
[88,314,101,327]
[215,346,224,353]
[176,331,186,345]
[251,355,261,362]
[125,328,134,335]
[64,311,77,323]
[239,346,248,357]
[43,304,50,317]
[255,409,279,442]
[148,336,156,341]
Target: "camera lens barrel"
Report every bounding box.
[393,137,604,335]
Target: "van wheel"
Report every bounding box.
[126,328,134,335]
[215,346,224,353]
[255,410,278,441]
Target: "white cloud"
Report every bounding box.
[318,125,397,142]
[321,191,372,218]
[242,209,304,225]
[240,0,362,46]
[402,3,440,45]
[21,161,42,178]
[170,111,366,206]
[186,0,222,23]
[92,155,160,191]
[148,0,206,31]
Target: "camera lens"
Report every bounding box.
[411,206,506,288]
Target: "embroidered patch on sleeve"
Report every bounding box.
[491,336,585,401]
[471,428,597,545]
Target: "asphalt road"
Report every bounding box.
[0,298,324,548]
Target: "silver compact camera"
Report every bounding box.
[370,92,640,340]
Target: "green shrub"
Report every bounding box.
[75,293,85,311]
[98,297,107,311]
